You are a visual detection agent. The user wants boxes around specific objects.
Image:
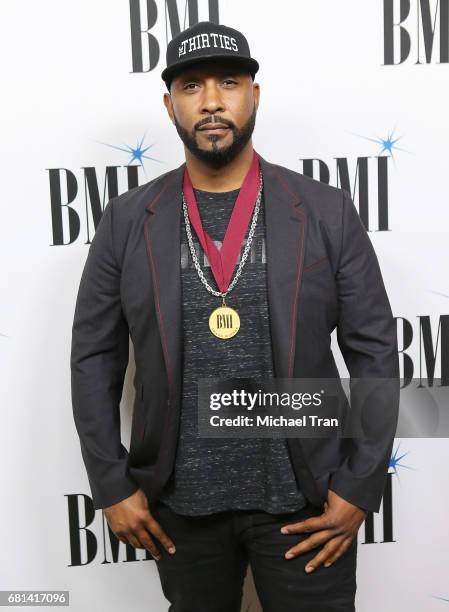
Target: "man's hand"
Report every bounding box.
[102,488,176,560]
[280,489,367,573]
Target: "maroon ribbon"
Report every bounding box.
[182,149,261,293]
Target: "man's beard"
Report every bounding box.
[172,103,257,170]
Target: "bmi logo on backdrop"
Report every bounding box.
[125,0,449,72]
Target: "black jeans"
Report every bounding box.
[150,498,357,612]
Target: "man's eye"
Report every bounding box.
[223,79,237,85]
[184,83,198,89]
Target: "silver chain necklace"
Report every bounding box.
[181,171,264,301]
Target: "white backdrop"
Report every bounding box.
[1,1,448,610]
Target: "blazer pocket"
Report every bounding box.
[303,256,328,274]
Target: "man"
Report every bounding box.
[71,20,399,612]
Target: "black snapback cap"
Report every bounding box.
[161,21,259,90]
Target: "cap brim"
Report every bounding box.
[161,54,259,87]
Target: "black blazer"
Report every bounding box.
[70,152,400,514]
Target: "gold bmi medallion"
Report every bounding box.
[208,302,241,339]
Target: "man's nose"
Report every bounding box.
[200,81,225,114]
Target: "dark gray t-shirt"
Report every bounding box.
[158,185,307,515]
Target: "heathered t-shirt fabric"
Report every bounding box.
[157,184,307,516]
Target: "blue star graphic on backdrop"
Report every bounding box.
[94,131,164,178]
[348,125,413,168]
[388,440,415,484]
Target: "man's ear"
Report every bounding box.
[163,92,175,125]
[253,81,260,110]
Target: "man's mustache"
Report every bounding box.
[195,116,235,130]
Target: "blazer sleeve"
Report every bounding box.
[328,189,400,514]
[70,198,139,510]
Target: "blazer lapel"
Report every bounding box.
[258,157,322,506]
[258,153,307,378]
[143,153,307,403]
[143,162,185,408]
